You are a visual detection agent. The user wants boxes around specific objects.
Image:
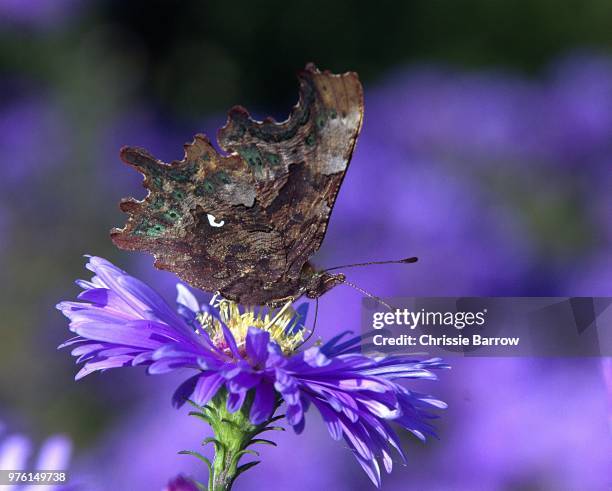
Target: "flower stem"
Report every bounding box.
[185,390,283,491]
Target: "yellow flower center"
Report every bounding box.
[196,295,307,355]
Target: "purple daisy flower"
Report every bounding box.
[57,257,448,487]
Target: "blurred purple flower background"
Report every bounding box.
[0,0,83,29]
[0,13,611,487]
[0,421,72,490]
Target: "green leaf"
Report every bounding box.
[188,411,213,425]
[261,425,285,432]
[235,460,261,479]
[268,414,285,423]
[203,403,219,416]
[202,437,225,453]
[187,400,204,410]
[252,424,285,437]
[249,438,277,447]
[220,418,243,431]
[230,449,259,469]
[178,450,213,476]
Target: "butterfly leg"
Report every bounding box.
[266,295,296,309]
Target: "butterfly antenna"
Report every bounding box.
[324,256,418,272]
[339,278,393,311]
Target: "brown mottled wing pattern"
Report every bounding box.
[111,64,364,304]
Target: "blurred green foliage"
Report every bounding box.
[4,0,612,118]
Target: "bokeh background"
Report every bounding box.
[1,1,611,490]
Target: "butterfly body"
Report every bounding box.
[111,64,363,305]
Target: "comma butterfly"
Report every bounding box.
[112,64,368,306]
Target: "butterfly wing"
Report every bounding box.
[111,64,364,304]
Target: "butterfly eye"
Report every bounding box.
[207,213,225,228]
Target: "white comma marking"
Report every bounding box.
[207,213,225,228]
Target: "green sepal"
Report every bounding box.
[249,438,277,447]
[258,425,285,433]
[202,437,225,453]
[229,449,259,469]
[188,411,214,425]
[219,418,244,431]
[235,461,261,478]
[178,450,213,474]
